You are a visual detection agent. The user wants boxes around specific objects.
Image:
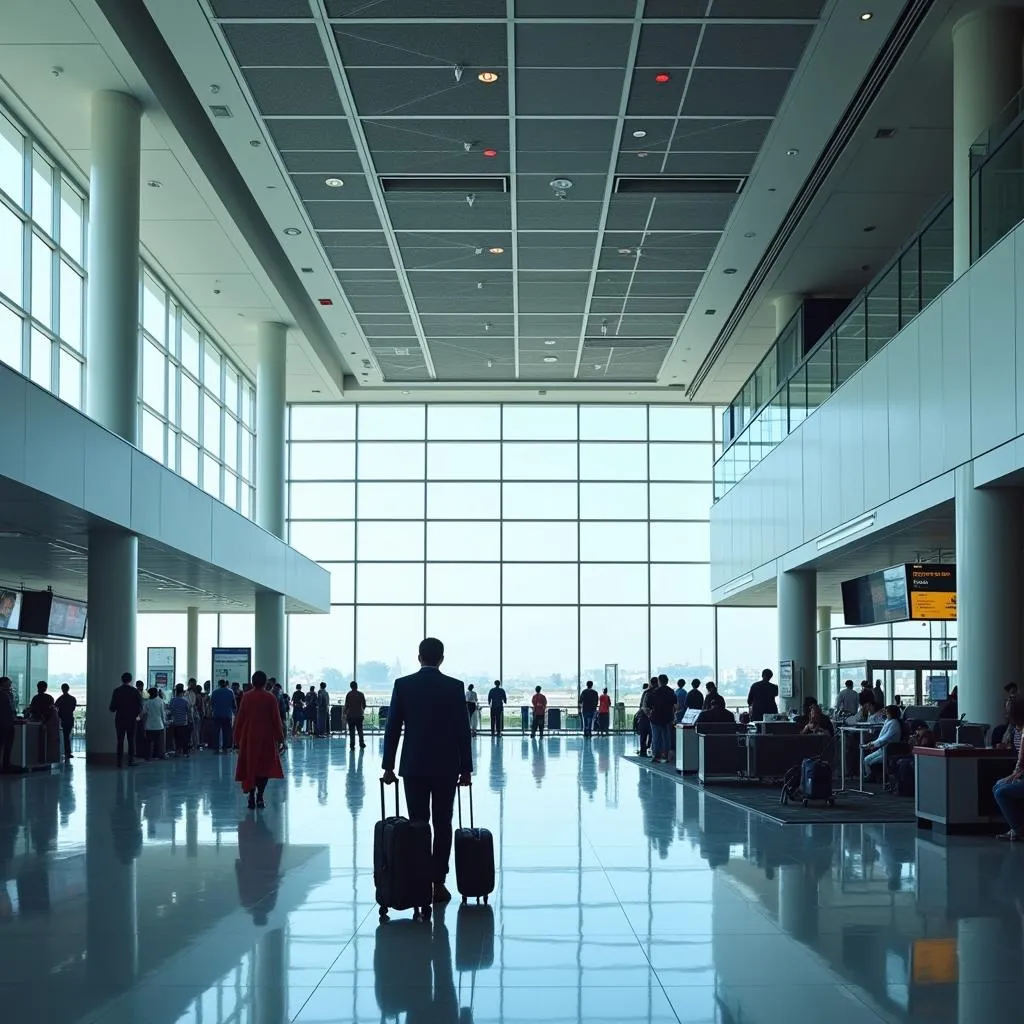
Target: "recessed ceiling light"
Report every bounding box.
[478,71,500,84]
[743,231,756,238]
[488,246,504,254]
[593,364,602,370]
[636,151,649,158]
[550,178,573,190]
[543,356,558,363]
[632,129,647,139]
[618,247,632,255]
[859,11,873,20]
[723,267,737,275]
[654,72,671,83]
[705,309,717,315]
[402,390,410,395]
[283,227,301,236]
[863,224,877,233]
[482,148,498,158]
[249,139,262,148]
[324,177,345,188]
[146,180,162,188]
[786,148,799,156]
[544,339,557,346]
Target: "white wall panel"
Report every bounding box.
[818,399,842,534]
[23,387,86,508]
[0,372,27,483]
[84,430,132,526]
[917,300,945,484]
[839,376,866,521]
[130,451,164,540]
[886,321,921,496]
[860,354,890,501]
[969,231,1016,455]
[802,413,822,540]
[160,471,213,563]
[941,275,972,467]
[1015,229,1024,432]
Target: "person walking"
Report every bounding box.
[381,637,473,905]
[530,685,547,739]
[579,680,599,737]
[109,672,143,768]
[466,683,480,736]
[598,687,612,735]
[168,684,193,757]
[649,676,678,764]
[635,680,654,757]
[141,687,167,759]
[316,681,330,738]
[344,680,367,750]
[0,676,15,773]
[210,678,237,754]
[234,671,286,810]
[55,683,77,761]
[487,679,507,737]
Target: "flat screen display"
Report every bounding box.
[0,590,21,632]
[908,564,956,620]
[841,565,909,625]
[47,597,87,639]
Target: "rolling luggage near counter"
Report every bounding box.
[330,705,345,734]
[374,781,434,921]
[547,707,562,731]
[454,786,495,905]
[800,757,834,807]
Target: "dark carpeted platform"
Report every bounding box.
[623,755,917,825]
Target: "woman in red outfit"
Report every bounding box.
[234,671,285,809]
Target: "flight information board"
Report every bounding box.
[908,564,956,620]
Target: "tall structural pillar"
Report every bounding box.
[86,531,139,761]
[817,607,832,699]
[186,605,199,681]
[255,322,287,682]
[952,8,1023,277]
[954,464,1023,724]
[778,569,817,710]
[85,91,142,443]
[773,294,803,336]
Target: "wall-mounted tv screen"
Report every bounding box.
[0,590,22,632]
[842,563,957,625]
[19,592,88,639]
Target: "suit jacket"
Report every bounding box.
[382,667,472,779]
[109,684,142,721]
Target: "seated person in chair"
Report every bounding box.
[863,705,902,781]
[801,703,834,737]
[695,694,735,725]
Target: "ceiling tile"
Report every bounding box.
[222,23,326,67]
[265,118,356,151]
[385,194,511,232]
[707,0,825,16]
[420,313,514,336]
[682,68,795,117]
[290,173,372,201]
[347,69,509,117]
[515,23,634,68]
[516,200,605,231]
[242,68,344,117]
[212,0,310,16]
[327,0,505,15]
[515,174,607,202]
[634,24,700,69]
[363,118,510,152]
[306,201,384,230]
[281,150,365,173]
[516,0,640,14]
[697,23,815,69]
[333,23,506,67]
[517,70,628,117]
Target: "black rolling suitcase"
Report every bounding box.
[454,786,495,905]
[374,781,433,921]
[330,705,344,733]
[547,707,562,731]
[799,757,835,807]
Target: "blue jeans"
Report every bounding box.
[650,722,671,759]
[993,777,1024,831]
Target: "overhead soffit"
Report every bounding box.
[206,0,826,386]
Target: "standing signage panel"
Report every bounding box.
[147,646,176,691]
[212,647,252,688]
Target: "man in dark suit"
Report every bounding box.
[381,637,472,904]
[109,671,142,767]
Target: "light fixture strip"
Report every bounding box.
[815,513,877,551]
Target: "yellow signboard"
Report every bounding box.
[910,589,956,620]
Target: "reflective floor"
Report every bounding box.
[0,733,1020,1023]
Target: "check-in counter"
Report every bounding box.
[678,723,745,774]
[11,718,61,771]
[915,747,1017,833]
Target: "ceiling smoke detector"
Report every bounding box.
[550,178,573,191]
[324,177,345,188]
[632,129,647,139]
[544,339,557,346]
[543,356,558,363]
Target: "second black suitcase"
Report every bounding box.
[800,757,834,806]
[454,786,495,905]
[373,782,433,920]
[330,705,345,733]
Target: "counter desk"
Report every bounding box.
[10,719,61,771]
[915,747,1017,833]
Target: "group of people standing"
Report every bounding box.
[634,674,724,762]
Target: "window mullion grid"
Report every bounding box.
[576,403,581,692]
[353,408,360,675]
[647,403,652,681]
[498,404,504,685]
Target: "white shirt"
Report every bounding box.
[466,689,478,706]
[835,688,860,717]
[141,698,166,731]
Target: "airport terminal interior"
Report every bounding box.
[4,0,1024,1020]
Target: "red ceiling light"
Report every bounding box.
[482,148,498,158]
[318,298,333,306]
[654,72,671,83]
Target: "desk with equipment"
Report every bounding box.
[11,717,61,771]
[915,747,1017,833]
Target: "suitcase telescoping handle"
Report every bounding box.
[457,782,474,829]
[379,779,400,821]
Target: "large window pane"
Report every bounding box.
[58,261,82,350]
[426,606,499,682]
[579,405,646,440]
[59,186,83,265]
[356,605,424,681]
[650,521,710,562]
[428,405,500,440]
[358,481,424,519]
[29,327,50,388]
[651,606,714,678]
[359,404,424,439]
[224,414,238,470]
[358,521,425,561]
[649,443,712,481]
[203,394,221,457]
[31,234,52,329]
[202,454,220,498]
[31,152,53,236]
[358,441,425,479]
[428,482,500,519]
[290,606,355,685]
[649,482,712,519]
[502,442,576,479]
[0,304,21,369]
[203,342,221,395]
[181,377,200,439]
[321,563,355,604]
[141,409,164,462]
[503,564,577,604]
[716,607,778,705]
[427,521,499,561]
[290,404,355,440]
[142,272,166,343]
[289,442,355,480]
[289,521,354,561]
[142,340,165,413]
[357,563,425,603]
[426,563,500,603]
[579,442,646,480]
[290,481,355,520]
[0,114,23,205]
[580,607,647,687]
[579,482,646,519]
[58,350,81,408]
[580,564,648,604]
[181,318,201,377]
[649,405,712,441]
[502,607,579,693]
[502,522,577,561]
[650,563,711,604]
[427,442,500,480]
[579,522,647,562]
[503,404,576,440]
[0,205,23,304]
[181,439,199,484]
[503,482,577,519]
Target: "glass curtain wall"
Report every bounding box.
[286,403,776,708]
[0,108,86,405]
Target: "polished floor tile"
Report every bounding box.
[0,733,1020,1023]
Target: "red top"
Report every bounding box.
[531,692,547,713]
[599,694,611,713]
[234,688,284,793]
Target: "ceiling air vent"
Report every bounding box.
[379,176,509,193]
[208,104,233,118]
[614,176,745,195]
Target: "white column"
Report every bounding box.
[186,605,199,681]
[778,569,817,709]
[255,591,285,683]
[772,294,802,336]
[256,321,287,539]
[955,463,1023,724]
[86,531,138,761]
[85,91,141,443]
[817,607,832,667]
[952,8,1023,277]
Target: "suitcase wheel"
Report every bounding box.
[462,896,468,905]
[413,905,432,922]
[802,798,809,808]
[827,798,835,807]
